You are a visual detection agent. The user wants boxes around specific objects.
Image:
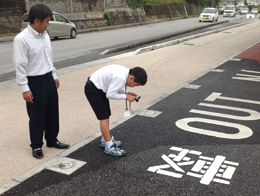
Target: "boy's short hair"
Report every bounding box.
[129,67,147,85]
[29,4,53,24]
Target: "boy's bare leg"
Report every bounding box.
[100,119,111,141]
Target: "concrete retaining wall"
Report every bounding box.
[0,0,26,33]
[0,0,202,32]
[144,3,202,19]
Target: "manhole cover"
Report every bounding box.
[211,69,225,72]
[59,162,73,169]
[144,111,155,115]
[184,84,201,89]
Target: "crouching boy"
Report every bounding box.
[84,64,147,156]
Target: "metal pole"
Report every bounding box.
[70,0,73,13]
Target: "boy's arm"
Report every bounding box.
[106,77,127,100]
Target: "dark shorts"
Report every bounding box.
[84,78,111,120]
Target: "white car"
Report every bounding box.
[251,8,259,14]
[240,8,249,15]
[199,8,219,22]
[223,5,236,17]
[20,12,77,39]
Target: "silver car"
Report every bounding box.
[251,8,259,14]
[20,12,77,39]
[240,8,249,15]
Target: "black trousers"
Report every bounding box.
[27,72,59,149]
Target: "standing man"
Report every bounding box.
[13,4,69,159]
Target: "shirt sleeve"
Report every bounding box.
[52,69,57,80]
[106,77,127,100]
[13,37,30,92]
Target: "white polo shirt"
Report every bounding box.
[90,64,129,100]
[13,24,57,92]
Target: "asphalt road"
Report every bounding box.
[0,16,256,82]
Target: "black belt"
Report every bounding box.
[27,71,52,78]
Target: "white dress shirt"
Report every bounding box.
[90,64,129,100]
[13,24,57,92]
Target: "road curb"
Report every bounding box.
[102,20,229,55]
[104,19,259,55]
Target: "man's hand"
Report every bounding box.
[23,91,34,103]
[54,79,60,89]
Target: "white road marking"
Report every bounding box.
[213,178,230,184]
[156,169,183,178]
[147,164,170,172]
[222,166,236,179]
[200,155,226,185]
[191,160,206,172]
[173,149,190,162]
[161,155,185,173]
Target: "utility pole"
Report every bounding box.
[70,0,73,13]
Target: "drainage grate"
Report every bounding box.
[137,110,162,118]
[184,84,201,89]
[211,69,225,72]
[46,157,86,175]
[177,42,206,47]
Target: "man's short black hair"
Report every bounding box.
[29,4,52,24]
[129,67,147,85]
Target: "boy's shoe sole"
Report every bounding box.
[100,136,122,147]
[104,150,125,156]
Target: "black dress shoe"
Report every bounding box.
[32,148,43,159]
[47,141,70,149]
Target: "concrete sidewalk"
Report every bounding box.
[0,19,259,194]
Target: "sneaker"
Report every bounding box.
[104,143,126,156]
[100,135,122,147]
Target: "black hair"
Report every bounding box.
[28,4,53,24]
[129,67,147,85]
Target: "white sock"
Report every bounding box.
[102,136,105,141]
[105,141,113,148]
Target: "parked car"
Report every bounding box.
[240,7,249,15]
[250,8,259,14]
[219,6,225,11]
[20,12,77,39]
[223,5,236,17]
[199,8,219,22]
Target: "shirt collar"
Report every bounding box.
[27,24,41,37]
